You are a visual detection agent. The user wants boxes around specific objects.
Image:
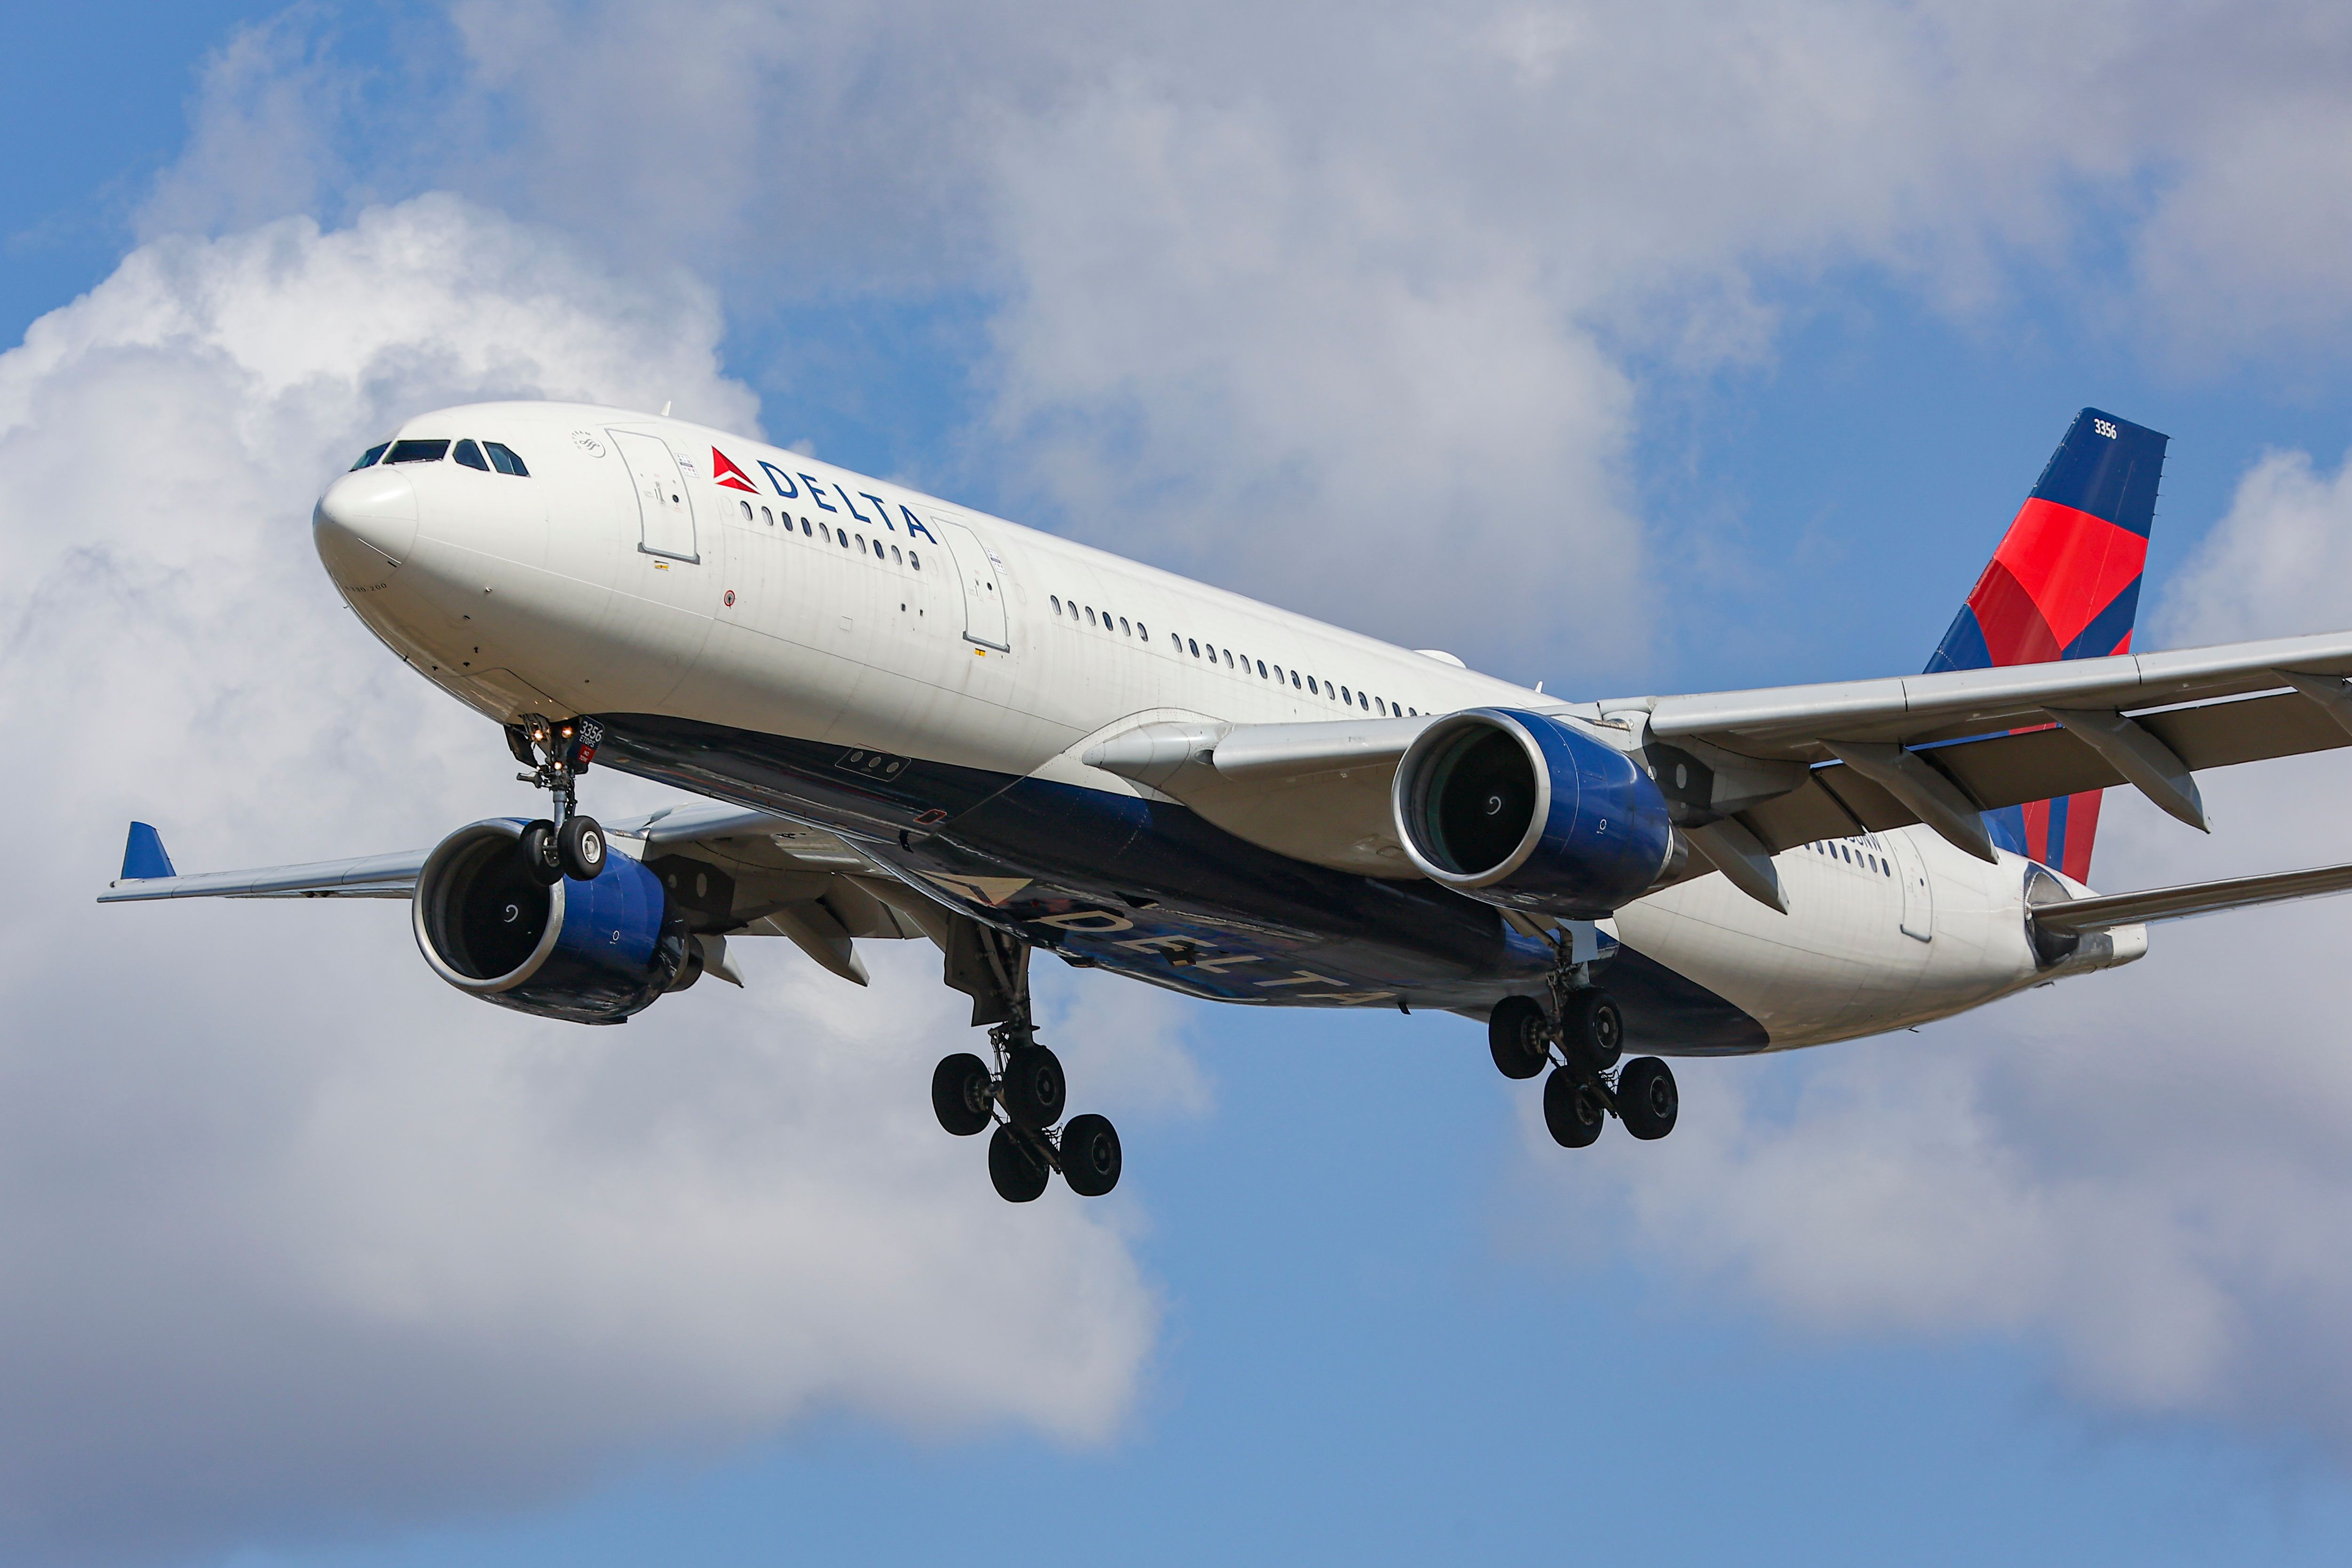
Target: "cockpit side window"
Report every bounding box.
[386,439,450,464]
[484,441,530,477]
[453,438,491,471]
[350,442,389,470]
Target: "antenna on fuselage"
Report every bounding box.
[661,400,672,417]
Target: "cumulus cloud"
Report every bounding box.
[1514,444,2352,1457]
[133,0,2352,676]
[0,197,1176,1563]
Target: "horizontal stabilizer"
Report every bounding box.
[2032,860,2352,934]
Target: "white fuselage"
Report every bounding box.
[313,401,2144,1053]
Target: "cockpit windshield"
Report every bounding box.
[350,442,390,470]
[484,441,530,477]
[386,438,450,464]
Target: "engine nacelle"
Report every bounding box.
[1393,708,1674,917]
[412,819,683,1023]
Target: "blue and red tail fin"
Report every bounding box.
[1923,408,2168,883]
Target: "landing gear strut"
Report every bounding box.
[1486,936,1677,1150]
[509,716,606,883]
[930,921,1122,1202]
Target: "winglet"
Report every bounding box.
[120,822,177,881]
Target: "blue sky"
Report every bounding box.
[15,4,2352,1566]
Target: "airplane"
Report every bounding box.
[100,405,2352,1202]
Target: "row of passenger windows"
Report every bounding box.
[1808,839,1892,877]
[739,499,922,571]
[352,438,530,476]
[1046,594,1419,716]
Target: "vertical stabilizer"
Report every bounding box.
[1924,409,2168,881]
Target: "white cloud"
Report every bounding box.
[127,0,2352,674]
[0,197,1178,1563]
[1513,445,2352,1457]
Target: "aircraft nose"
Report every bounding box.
[314,468,420,578]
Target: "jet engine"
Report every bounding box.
[1392,708,1675,918]
[412,819,686,1023]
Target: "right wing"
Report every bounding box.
[98,805,946,987]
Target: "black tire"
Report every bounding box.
[1562,990,1624,1071]
[1543,1067,1607,1148]
[1000,1044,1067,1131]
[558,815,607,880]
[930,1052,995,1137]
[516,820,563,886]
[1487,995,1550,1080]
[1060,1113,1122,1197]
[988,1123,1051,1202]
[1618,1056,1678,1140]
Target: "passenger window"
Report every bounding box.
[1292,672,1302,689]
[385,438,449,464]
[1086,608,1097,626]
[1340,686,1351,703]
[910,551,921,570]
[1139,625,1149,642]
[1120,617,1131,635]
[485,442,530,476]
[350,442,389,470]
[1051,596,1062,615]
[761,506,772,525]
[1256,659,1267,677]
[739,499,754,521]
[453,439,491,471]
[1223,650,1234,668]
[1375,698,1386,715]
[1359,692,1370,709]
[855,534,866,550]
[892,545,902,564]
[1307,677,1317,693]
[802,517,813,536]
[1189,639,1200,657]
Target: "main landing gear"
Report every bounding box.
[1490,982,1678,1149]
[931,923,1122,1202]
[507,716,606,884]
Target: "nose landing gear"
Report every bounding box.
[929,923,1123,1202]
[509,716,606,883]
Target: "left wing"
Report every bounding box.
[1619,629,2352,863]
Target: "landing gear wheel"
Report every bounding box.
[1618,1057,1678,1140]
[1487,996,1550,1080]
[557,815,606,880]
[516,820,563,886]
[988,1123,1052,1203]
[1561,990,1624,1072]
[1060,1113,1122,1196]
[1001,1044,1067,1131]
[931,1053,995,1137]
[1543,1067,1607,1148]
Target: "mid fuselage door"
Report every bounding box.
[612,430,699,563]
[1890,831,1933,942]
[928,515,1010,651]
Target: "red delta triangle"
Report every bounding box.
[711,447,758,492]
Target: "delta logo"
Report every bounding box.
[712,447,758,492]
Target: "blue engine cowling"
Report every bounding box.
[412,819,683,1023]
[1392,708,1674,917]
